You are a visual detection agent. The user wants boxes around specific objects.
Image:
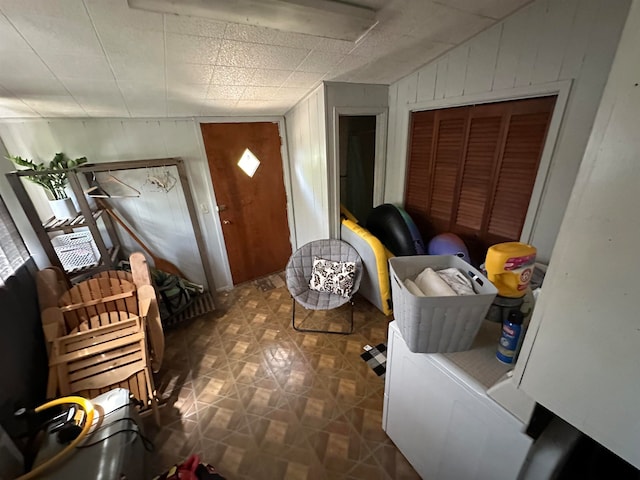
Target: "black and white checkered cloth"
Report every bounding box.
[360,343,387,378]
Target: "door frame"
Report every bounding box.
[329,106,388,237]
[195,116,296,289]
[400,79,573,247]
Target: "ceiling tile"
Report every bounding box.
[0,0,530,118]
[0,75,68,96]
[166,34,221,64]
[40,54,114,80]
[272,87,309,100]
[0,14,32,52]
[391,40,453,65]
[199,99,239,115]
[118,81,165,98]
[127,98,167,117]
[166,83,209,100]
[398,3,494,44]
[235,99,289,114]
[437,0,532,20]
[210,66,256,86]
[240,86,279,101]
[296,51,345,73]
[206,85,246,100]
[167,99,202,117]
[109,56,165,82]
[0,96,39,117]
[98,27,164,62]
[314,38,357,54]
[0,0,88,19]
[84,0,163,32]
[20,94,87,116]
[164,15,226,38]
[249,69,292,87]
[166,63,214,85]
[216,40,309,70]
[282,71,324,88]
[76,96,129,117]
[328,54,372,77]
[6,14,102,56]
[272,31,321,50]
[223,23,278,45]
[59,78,121,97]
[0,51,52,77]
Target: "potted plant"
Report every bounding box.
[8,153,88,219]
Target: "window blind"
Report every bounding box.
[0,195,30,286]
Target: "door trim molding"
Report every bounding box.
[329,107,388,237]
[196,116,295,289]
[400,79,573,246]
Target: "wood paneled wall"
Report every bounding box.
[385,0,631,262]
[284,85,328,248]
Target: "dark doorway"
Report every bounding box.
[339,115,377,222]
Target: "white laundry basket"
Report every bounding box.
[389,255,497,353]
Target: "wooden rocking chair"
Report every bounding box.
[37,253,163,424]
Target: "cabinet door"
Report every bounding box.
[383,324,532,480]
[517,4,640,469]
[404,97,555,255]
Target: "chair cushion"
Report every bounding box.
[309,257,356,298]
[286,239,363,311]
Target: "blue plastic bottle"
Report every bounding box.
[496,310,524,364]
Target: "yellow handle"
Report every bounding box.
[16,396,95,480]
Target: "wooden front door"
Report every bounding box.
[201,122,291,284]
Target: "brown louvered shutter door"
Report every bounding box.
[428,107,469,232]
[485,96,556,244]
[453,104,506,234]
[404,110,435,235]
[403,96,555,256]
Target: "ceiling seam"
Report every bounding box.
[0,9,84,118]
[430,0,499,21]
[81,0,132,118]
[163,13,168,117]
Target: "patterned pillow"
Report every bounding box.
[309,257,356,298]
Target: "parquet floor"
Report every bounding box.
[143,273,420,480]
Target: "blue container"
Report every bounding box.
[496,310,524,364]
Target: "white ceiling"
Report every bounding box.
[0,0,531,119]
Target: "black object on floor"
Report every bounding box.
[361,343,387,378]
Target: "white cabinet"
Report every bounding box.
[515,2,640,469]
[383,322,533,480]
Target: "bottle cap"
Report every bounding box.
[507,310,524,325]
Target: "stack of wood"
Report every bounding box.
[36,252,164,424]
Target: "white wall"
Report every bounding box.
[284,85,327,248]
[0,118,227,289]
[384,0,630,262]
[515,1,640,467]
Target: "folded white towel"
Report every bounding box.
[437,267,476,295]
[404,278,426,296]
[414,267,457,297]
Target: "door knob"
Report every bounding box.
[222,220,231,225]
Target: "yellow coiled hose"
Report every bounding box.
[16,396,95,480]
